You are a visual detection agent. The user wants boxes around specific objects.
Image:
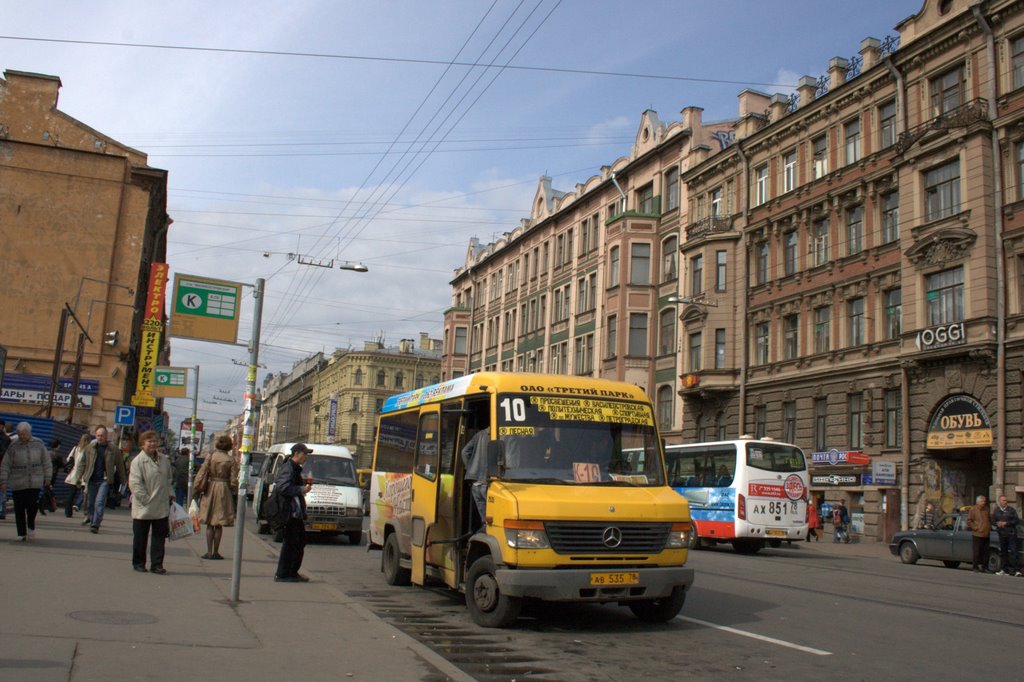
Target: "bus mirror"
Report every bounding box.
[485,439,505,479]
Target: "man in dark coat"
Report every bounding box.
[274,443,313,583]
[992,495,1021,576]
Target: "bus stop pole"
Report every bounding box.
[231,277,264,603]
[186,365,200,505]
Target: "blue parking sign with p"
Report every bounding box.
[115,405,136,426]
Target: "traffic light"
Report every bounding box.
[103,330,119,347]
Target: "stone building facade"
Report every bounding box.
[0,69,170,428]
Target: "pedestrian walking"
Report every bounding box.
[72,426,126,533]
[173,448,190,508]
[968,494,992,572]
[991,495,1021,576]
[832,500,851,543]
[274,443,313,583]
[0,422,53,541]
[197,435,239,560]
[37,438,62,515]
[0,419,11,520]
[806,498,821,541]
[63,433,91,517]
[129,430,174,574]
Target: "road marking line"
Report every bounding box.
[677,616,832,656]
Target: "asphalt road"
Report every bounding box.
[288,525,1024,681]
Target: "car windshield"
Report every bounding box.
[495,393,664,486]
[303,454,357,485]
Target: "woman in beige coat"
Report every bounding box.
[197,435,239,559]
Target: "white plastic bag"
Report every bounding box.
[169,502,194,541]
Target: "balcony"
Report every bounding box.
[895,98,989,155]
[686,215,734,241]
[677,369,739,398]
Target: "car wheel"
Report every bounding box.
[987,548,1002,573]
[942,560,960,569]
[898,541,920,564]
[628,586,687,623]
[465,556,521,628]
[382,533,411,586]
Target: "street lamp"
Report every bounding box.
[667,294,718,307]
[339,261,369,272]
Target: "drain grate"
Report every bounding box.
[68,610,157,625]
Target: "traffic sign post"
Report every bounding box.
[169,274,243,345]
[114,404,136,426]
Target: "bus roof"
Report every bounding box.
[380,372,650,414]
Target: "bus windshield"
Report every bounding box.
[745,442,805,473]
[303,454,357,486]
[495,393,664,486]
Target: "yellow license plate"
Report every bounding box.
[766,529,786,537]
[590,571,640,586]
[311,523,336,531]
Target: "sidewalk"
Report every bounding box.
[0,505,473,682]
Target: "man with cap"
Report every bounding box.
[274,443,313,583]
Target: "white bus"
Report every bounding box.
[664,438,809,554]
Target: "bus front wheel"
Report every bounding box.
[466,557,521,628]
[382,533,411,586]
[628,586,687,623]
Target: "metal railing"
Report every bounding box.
[895,98,989,155]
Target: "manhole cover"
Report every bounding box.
[68,610,157,625]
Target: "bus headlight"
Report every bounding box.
[666,522,692,549]
[504,520,550,549]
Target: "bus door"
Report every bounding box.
[410,408,440,585]
[427,401,465,587]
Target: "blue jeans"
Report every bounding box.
[175,487,187,508]
[87,481,110,528]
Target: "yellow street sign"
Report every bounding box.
[153,366,189,398]
[170,274,242,344]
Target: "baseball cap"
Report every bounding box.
[291,443,313,455]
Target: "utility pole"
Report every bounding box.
[231,277,264,603]
[186,365,200,505]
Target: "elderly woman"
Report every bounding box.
[196,435,239,560]
[0,422,52,541]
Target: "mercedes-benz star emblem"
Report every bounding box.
[602,526,623,548]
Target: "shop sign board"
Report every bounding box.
[811,473,860,486]
[811,449,871,466]
[153,366,189,398]
[915,321,965,352]
[926,394,993,449]
[872,460,897,485]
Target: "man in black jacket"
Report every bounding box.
[274,444,313,583]
[992,495,1021,576]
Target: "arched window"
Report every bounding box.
[376,370,386,387]
[431,375,440,384]
[354,369,363,386]
[350,423,358,443]
[416,373,424,388]
[394,371,404,389]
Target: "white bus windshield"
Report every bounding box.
[303,454,357,486]
[495,393,664,486]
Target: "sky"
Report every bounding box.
[1,0,922,433]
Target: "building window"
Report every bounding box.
[657,386,674,430]
[926,266,964,325]
[812,134,828,179]
[710,187,722,216]
[783,150,797,193]
[783,401,796,443]
[637,183,655,214]
[715,250,727,291]
[662,236,678,282]
[879,100,897,149]
[375,398,384,413]
[814,398,828,451]
[784,231,798,276]
[848,394,864,449]
[628,313,648,356]
[606,315,617,358]
[846,206,863,256]
[844,118,861,165]
[573,334,594,374]
[376,370,386,387]
[664,168,680,211]
[924,160,960,222]
[688,331,702,370]
[882,192,899,244]
[609,246,620,287]
[454,327,467,354]
[352,396,361,412]
[690,254,703,295]
[394,372,404,390]
[541,241,549,274]
[576,276,589,314]
[784,314,799,360]
[660,310,677,356]
[755,242,769,285]
[813,218,830,266]
[930,65,965,116]
[630,243,651,285]
[814,306,831,353]
[715,328,726,368]
[716,411,728,440]
[698,414,711,442]
[848,297,865,347]
[885,288,902,340]
[754,322,769,365]
[354,368,363,386]
[754,164,769,206]
[550,341,567,374]
[753,405,766,439]
[885,389,903,448]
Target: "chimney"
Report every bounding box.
[768,93,790,123]
[797,76,818,108]
[680,106,704,131]
[859,37,881,71]
[399,339,413,353]
[828,57,849,91]
[419,332,430,349]
[737,89,771,118]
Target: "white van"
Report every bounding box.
[252,443,363,544]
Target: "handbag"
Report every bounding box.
[192,461,210,496]
[169,502,194,541]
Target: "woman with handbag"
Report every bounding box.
[197,435,239,560]
[63,433,91,517]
